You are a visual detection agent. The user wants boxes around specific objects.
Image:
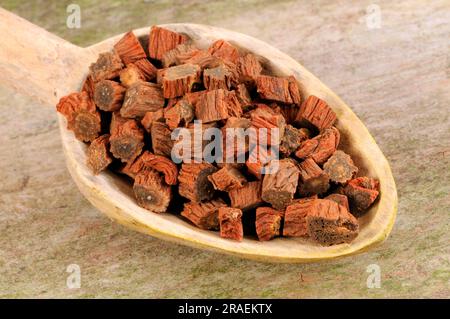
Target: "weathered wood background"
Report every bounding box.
[0,0,448,297]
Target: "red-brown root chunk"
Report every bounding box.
[151,121,174,157]
[162,63,202,98]
[229,181,263,210]
[295,95,336,131]
[181,199,227,230]
[121,82,165,118]
[109,112,144,162]
[298,158,330,196]
[306,199,359,245]
[343,177,380,215]
[256,75,301,104]
[56,91,101,142]
[283,196,317,237]
[256,207,282,241]
[323,150,358,184]
[114,31,147,65]
[94,80,126,112]
[295,127,340,165]
[89,51,124,82]
[208,166,247,192]
[207,39,240,64]
[279,125,310,157]
[261,159,300,210]
[141,109,164,133]
[218,207,243,241]
[164,99,194,130]
[195,89,242,123]
[148,26,188,60]
[178,163,218,202]
[324,193,350,211]
[133,169,172,213]
[86,134,113,175]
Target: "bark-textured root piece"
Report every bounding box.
[151,121,174,157]
[121,82,164,118]
[164,99,194,130]
[94,80,126,112]
[114,31,147,65]
[148,26,188,60]
[218,207,243,241]
[229,181,263,210]
[208,166,246,192]
[297,158,330,196]
[255,207,282,241]
[86,134,113,175]
[109,112,144,162]
[295,95,336,131]
[181,199,227,230]
[283,196,317,237]
[133,169,172,213]
[323,150,358,184]
[295,127,340,165]
[279,124,310,157]
[306,199,359,245]
[261,159,300,210]
[208,39,240,64]
[162,63,202,98]
[89,51,124,82]
[343,177,380,216]
[195,89,242,123]
[178,163,218,202]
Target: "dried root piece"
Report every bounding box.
[148,26,188,60]
[119,60,157,88]
[298,158,330,196]
[255,207,282,241]
[114,31,147,65]
[221,117,251,162]
[279,104,299,125]
[279,125,310,157]
[208,166,246,192]
[162,63,202,98]
[306,199,359,245]
[343,177,380,215]
[246,144,275,180]
[237,53,262,85]
[295,95,336,131]
[181,199,227,230]
[184,50,222,69]
[325,193,350,211]
[141,109,164,133]
[110,112,144,162]
[195,89,242,123]
[261,159,300,210]
[151,121,174,157]
[229,181,263,210]
[94,80,126,111]
[121,151,178,185]
[287,76,302,105]
[256,75,300,104]
[323,150,358,184]
[121,82,165,118]
[249,104,286,144]
[81,74,95,99]
[218,207,243,241]
[134,59,157,81]
[89,51,124,82]
[120,65,144,88]
[164,99,194,130]
[162,42,200,67]
[133,169,172,213]
[56,91,101,142]
[208,39,239,64]
[178,163,218,202]
[235,84,252,110]
[295,127,340,165]
[283,196,317,237]
[86,134,112,175]
[203,63,238,90]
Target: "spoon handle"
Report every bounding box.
[0,8,94,106]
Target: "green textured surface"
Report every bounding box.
[0,0,449,298]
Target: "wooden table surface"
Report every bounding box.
[0,0,448,298]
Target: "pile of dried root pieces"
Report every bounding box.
[56,26,380,246]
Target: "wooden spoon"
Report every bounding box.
[0,8,397,263]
